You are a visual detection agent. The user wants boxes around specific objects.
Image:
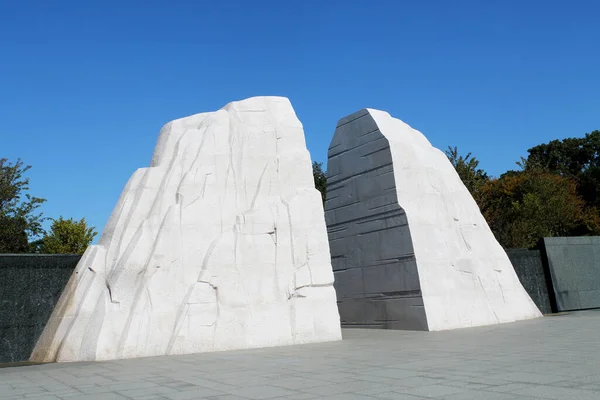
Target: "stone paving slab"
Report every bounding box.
[1,310,599,399]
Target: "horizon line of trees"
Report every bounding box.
[314,129,600,249]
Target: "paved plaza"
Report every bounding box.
[1,310,599,399]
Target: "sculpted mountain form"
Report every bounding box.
[326,109,542,331]
[31,97,341,362]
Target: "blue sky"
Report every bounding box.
[2,0,599,238]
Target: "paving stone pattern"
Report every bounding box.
[1,310,599,399]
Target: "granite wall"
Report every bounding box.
[325,110,428,331]
[506,248,553,315]
[0,255,80,363]
[543,237,600,312]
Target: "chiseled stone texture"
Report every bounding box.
[31,96,341,362]
[326,109,541,331]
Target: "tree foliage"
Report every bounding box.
[445,147,489,202]
[479,167,600,248]
[313,161,327,204]
[525,130,600,209]
[0,158,46,253]
[40,217,97,254]
[446,144,600,249]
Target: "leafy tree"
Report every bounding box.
[0,215,29,253]
[313,161,327,204]
[40,217,97,254]
[445,146,489,203]
[525,130,600,209]
[479,165,600,248]
[0,158,46,253]
[28,237,45,254]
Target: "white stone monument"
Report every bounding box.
[326,108,542,331]
[31,96,341,362]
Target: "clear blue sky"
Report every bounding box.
[2,0,599,238]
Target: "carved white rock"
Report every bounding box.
[31,96,341,362]
[326,109,542,331]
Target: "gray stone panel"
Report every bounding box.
[336,296,428,330]
[362,259,420,295]
[326,109,428,330]
[580,290,600,309]
[543,236,600,312]
[334,267,364,298]
[0,254,80,363]
[506,249,553,315]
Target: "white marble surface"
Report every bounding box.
[369,109,542,330]
[31,96,341,362]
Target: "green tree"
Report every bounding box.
[525,130,600,209]
[479,165,600,248]
[445,146,489,203]
[41,217,97,254]
[313,161,327,204]
[0,158,46,253]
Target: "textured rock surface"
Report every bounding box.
[326,109,541,331]
[31,97,341,362]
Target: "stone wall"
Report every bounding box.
[506,249,553,315]
[0,255,80,363]
[543,237,600,312]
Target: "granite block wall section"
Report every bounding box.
[325,110,428,330]
[505,249,553,315]
[0,255,80,363]
[543,237,600,312]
